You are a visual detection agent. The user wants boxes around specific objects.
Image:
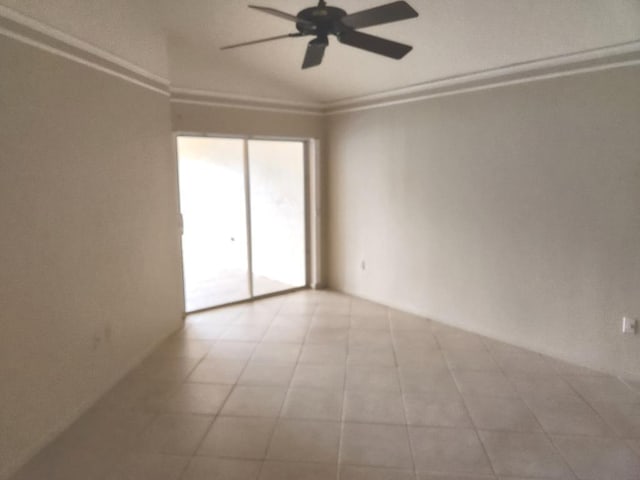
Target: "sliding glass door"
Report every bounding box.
[249,140,306,296]
[177,136,307,312]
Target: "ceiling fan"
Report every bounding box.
[221,0,419,69]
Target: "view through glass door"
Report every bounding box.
[177,136,307,312]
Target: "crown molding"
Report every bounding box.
[2,3,638,113]
[171,41,640,116]
[324,40,640,114]
[0,6,170,95]
[170,88,324,116]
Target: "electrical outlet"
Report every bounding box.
[622,317,637,334]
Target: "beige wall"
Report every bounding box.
[326,66,640,380]
[171,102,325,139]
[0,38,183,478]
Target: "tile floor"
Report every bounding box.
[10,290,640,480]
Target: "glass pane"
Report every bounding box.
[248,140,306,296]
[177,136,249,310]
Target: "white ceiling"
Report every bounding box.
[2,0,639,104]
[160,0,640,103]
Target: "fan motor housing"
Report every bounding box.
[295,6,347,37]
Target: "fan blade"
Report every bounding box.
[221,33,302,50]
[302,37,327,69]
[249,5,314,26]
[338,30,412,59]
[341,1,418,29]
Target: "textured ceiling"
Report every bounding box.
[161,0,640,103]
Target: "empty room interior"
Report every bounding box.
[1,1,640,479]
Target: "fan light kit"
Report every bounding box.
[221,0,419,68]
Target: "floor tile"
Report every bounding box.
[155,338,214,358]
[96,376,177,411]
[344,390,406,424]
[548,359,607,376]
[180,457,261,480]
[306,327,349,344]
[238,361,295,386]
[147,382,231,415]
[444,348,500,371]
[232,310,277,327]
[341,423,413,469]
[347,365,401,392]
[341,465,415,480]
[565,376,639,404]
[351,316,390,329]
[54,408,153,452]
[198,416,275,459]
[267,419,340,463]
[492,351,558,375]
[271,314,312,328]
[136,413,213,455]
[463,395,542,432]
[299,344,347,365]
[132,355,200,381]
[351,300,388,317]
[281,387,343,421]
[506,374,580,401]
[314,300,351,315]
[452,371,519,397]
[220,386,287,417]
[315,303,350,316]
[188,359,246,384]
[10,444,121,480]
[403,392,472,427]
[410,426,493,475]
[251,343,301,363]
[394,347,445,367]
[436,332,487,351]
[16,291,640,480]
[589,401,640,437]
[262,326,308,343]
[205,341,256,361]
[389,312,431,331]
[259,461,337,480]
[350,329,393,347]
[312,313,350,328]
[399,366,459,394]
[525,397,612,436]
[291,364,346,389]
[183,323,228,340]
[279,303,316,315]
[552,435,640,480]
[348,345,396,366]
[392,331,439,351]
[482,339,530,356]
[106,453,189,480]
[220,325,267,342]
[479,431,573,478]
[186,309,240,325]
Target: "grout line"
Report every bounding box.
[390,309,420,480]
[335,306,352,480]
[445,345,499,479]
[487,344,581,480]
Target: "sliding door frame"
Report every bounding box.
[174,131,316,314]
